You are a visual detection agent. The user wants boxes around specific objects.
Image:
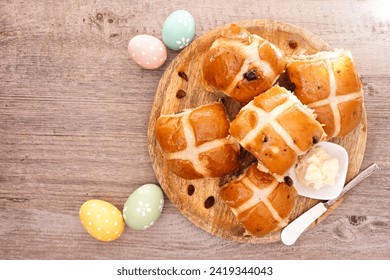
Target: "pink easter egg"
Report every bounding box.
[128,35,167,69]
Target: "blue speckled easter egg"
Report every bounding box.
[162,10,195,51]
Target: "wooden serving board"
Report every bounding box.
[148,19,367,243]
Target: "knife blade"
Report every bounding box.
[281,163,379,246]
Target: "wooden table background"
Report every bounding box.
[0,0,389,259]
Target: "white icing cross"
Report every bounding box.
[212,35,283,95]
[164,110,234,177]
[239,95,305,156]
[231,175,287,228]
[305,59,362,138]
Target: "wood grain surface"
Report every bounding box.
[0,0,389,259]
[148,19,367,243]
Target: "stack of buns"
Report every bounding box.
[154,24,363,236]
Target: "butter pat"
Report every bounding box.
[295,146,339,190]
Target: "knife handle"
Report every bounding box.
[281,203,327,246]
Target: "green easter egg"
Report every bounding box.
[123,184,164,230]
[162,10,195,51]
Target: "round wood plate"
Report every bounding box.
[148,19,367,243]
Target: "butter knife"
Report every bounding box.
[281,163,379,246]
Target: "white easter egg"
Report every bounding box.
[128,35,167,69]
[123,184,164,230]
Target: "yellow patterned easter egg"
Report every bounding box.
[79,199,125,242]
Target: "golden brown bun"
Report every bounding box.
[230,85,326,178]
[155,103,240,179]
[286,49,363,138]
[202,24,286,104]
[220,164,297,236]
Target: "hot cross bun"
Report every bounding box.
[155,103,240,180]
[286,49,363,139]
[220,163,297,236]
[202,24,286,104]
[230,85,326,180]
